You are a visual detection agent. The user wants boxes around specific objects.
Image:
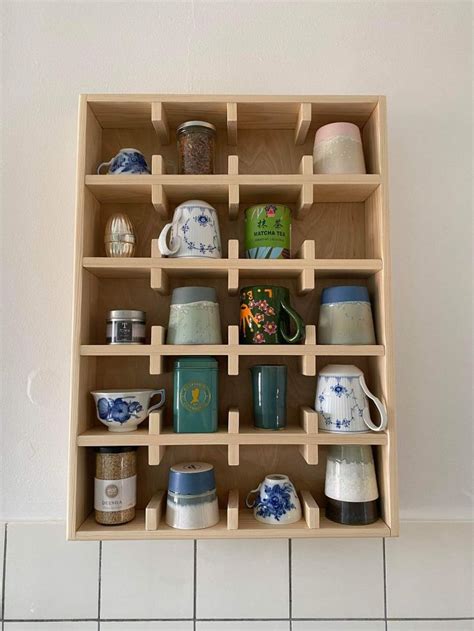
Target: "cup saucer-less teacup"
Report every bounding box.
[97,148,150,174]
[91,389,165,432]
[246,474,302,525]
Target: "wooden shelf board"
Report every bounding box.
[77,427,387,447]
[77,427,150,447]
[75,508,390,540]
[85,174,380,204]
[82,257,383,280]
[79,344,384,357]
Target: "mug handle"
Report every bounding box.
[147,389,166,414]
[97,160,112,174]
[359,375,387,431]
[280,299,306,344]
[158,223,181,256]
[245,484,261,508]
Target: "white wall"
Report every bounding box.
[1,0,472,520]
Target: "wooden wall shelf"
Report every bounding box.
[68,94,398,541]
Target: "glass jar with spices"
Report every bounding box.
[94,447,137,525]
[177,121,216,174]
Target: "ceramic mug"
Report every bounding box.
[97,148,150,174]
[158,200,222,258]
[251,365,287,430]
[313,122,366,174]
[315,364,387,433]
[246,474,302,525]
[167,286,222,345]
[91,388,165,432]
[240,285,305,345]
[244,203,291,259]
[318,285,376,345]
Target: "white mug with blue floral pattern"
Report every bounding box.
[158,200,222,259]
[91,388,165,432]
[246,474,302,525]
[97,148,150,174]
[315,364,387,433]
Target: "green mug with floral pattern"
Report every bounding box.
[239,285,305,344]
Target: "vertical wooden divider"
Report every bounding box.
[149,326,165,375]
[227,325,239,376]
[148,409,165,465]
[145,490,166,531]
[294,103,312,145]
[299,405,318,464]
[296,239,315,295]
[228,408,239,466]
[299,325,316,376]
[227,489,239,529]
[150,240,169,295]
[300,489,320,528]
[227,238,239,295]
[151,102,170,144]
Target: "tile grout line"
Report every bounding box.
[97,541,102,630]
[193,539,197,631]
[288,538,293,630]
[383,537,388,631]
[2,617,473,623]
[1,524,8,631]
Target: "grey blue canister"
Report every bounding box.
[173,357,218,433]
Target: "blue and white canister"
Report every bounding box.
[166,462,219,530]
[317,285,376,345]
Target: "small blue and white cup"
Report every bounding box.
[91,388,165,432]
[246,474,302,525]
[97,148,150,174]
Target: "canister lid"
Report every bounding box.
[319,364,363,378]
[104,232,136,244]
[321,285,370,304]
[176,120,216,134]
[168,462,216,495]
[174,356,218,370]
[95,446,138,454]
[171,286,218,305]
[107,310,146,320]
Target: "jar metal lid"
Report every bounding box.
[104,233,136,244]
[107,310,146,320]
[95,446,138,454]
[176,120,216,135]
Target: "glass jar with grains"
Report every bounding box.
[177,121,216,174]
[94,446,137,525]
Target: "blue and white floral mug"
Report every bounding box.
[315,364,387,433]
[246,474,302,525]
[91,388,165,432]
[158,200,222,259]
[97,148,150,174]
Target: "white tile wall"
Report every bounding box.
[386,522,474,619]
[4,523,99,620]
[0,521,472,630]
[292,538,385,618]
[0,523,5,614]
[196,539,289,619]
[101,540,194,619]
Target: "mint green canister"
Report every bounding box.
[173,357,218,433]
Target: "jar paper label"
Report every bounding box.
[94,475,137,512]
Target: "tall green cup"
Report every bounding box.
[245,203,291,259]
[251,365,287,430]
[240,285,305,344]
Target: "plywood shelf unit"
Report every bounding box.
[68,94,398,541]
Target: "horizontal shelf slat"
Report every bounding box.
[79,344,385,357]
[75,508,390,540]
[84,174,381,204]
[77,427,388,447]
[82,257,383,279]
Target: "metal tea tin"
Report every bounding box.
[173,357,218,433]
[106,310,146,344]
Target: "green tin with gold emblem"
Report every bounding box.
[173,357,218,433]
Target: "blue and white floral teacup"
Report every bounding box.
[97,148,150,174]
[246,474,302,525]
[91,388,165,432]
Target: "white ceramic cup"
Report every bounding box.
[313,122,366,174]
[315,365,387,433]
[158,200,222,258]
[246,474,302,525]
[91,388,165,432]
